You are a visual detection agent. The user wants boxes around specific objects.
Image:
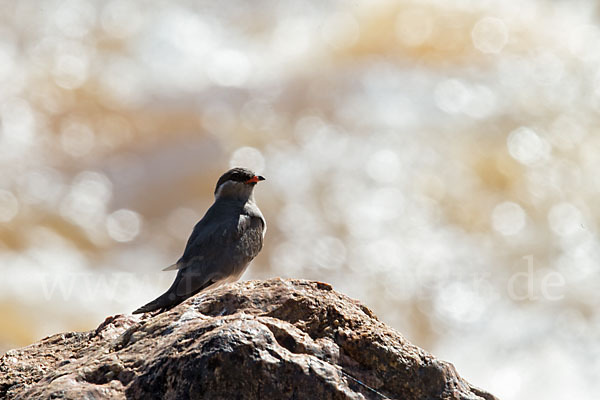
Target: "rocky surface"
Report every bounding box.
[0,278,496,400]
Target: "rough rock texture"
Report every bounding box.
[1,279,497,400]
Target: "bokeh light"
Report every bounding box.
[471,17,509,54]
[0,190,19,222]
[106,209,143,243]
[492,201,526,236]
[1,1,599,400]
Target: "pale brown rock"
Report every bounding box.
[0,279,497,400]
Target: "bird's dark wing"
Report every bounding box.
[170,204,264,296]
[132,203,264,314]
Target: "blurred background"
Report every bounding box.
[0,0,598,398]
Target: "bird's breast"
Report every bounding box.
[243,201,266,237]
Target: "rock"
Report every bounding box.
[0,279,497,400]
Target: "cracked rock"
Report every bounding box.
[0,278,497,400]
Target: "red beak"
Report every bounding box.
[245,175,265,184]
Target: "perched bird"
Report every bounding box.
[133,167,266,314]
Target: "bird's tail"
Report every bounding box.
[132,273,187,314]
[132,290,183,314]
[132,274,215,314]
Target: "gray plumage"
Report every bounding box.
[133,168,266,314]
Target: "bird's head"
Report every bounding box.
[214,167,265,201]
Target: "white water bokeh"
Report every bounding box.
[1,1,599,399]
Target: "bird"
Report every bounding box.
[133,167,266,314]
